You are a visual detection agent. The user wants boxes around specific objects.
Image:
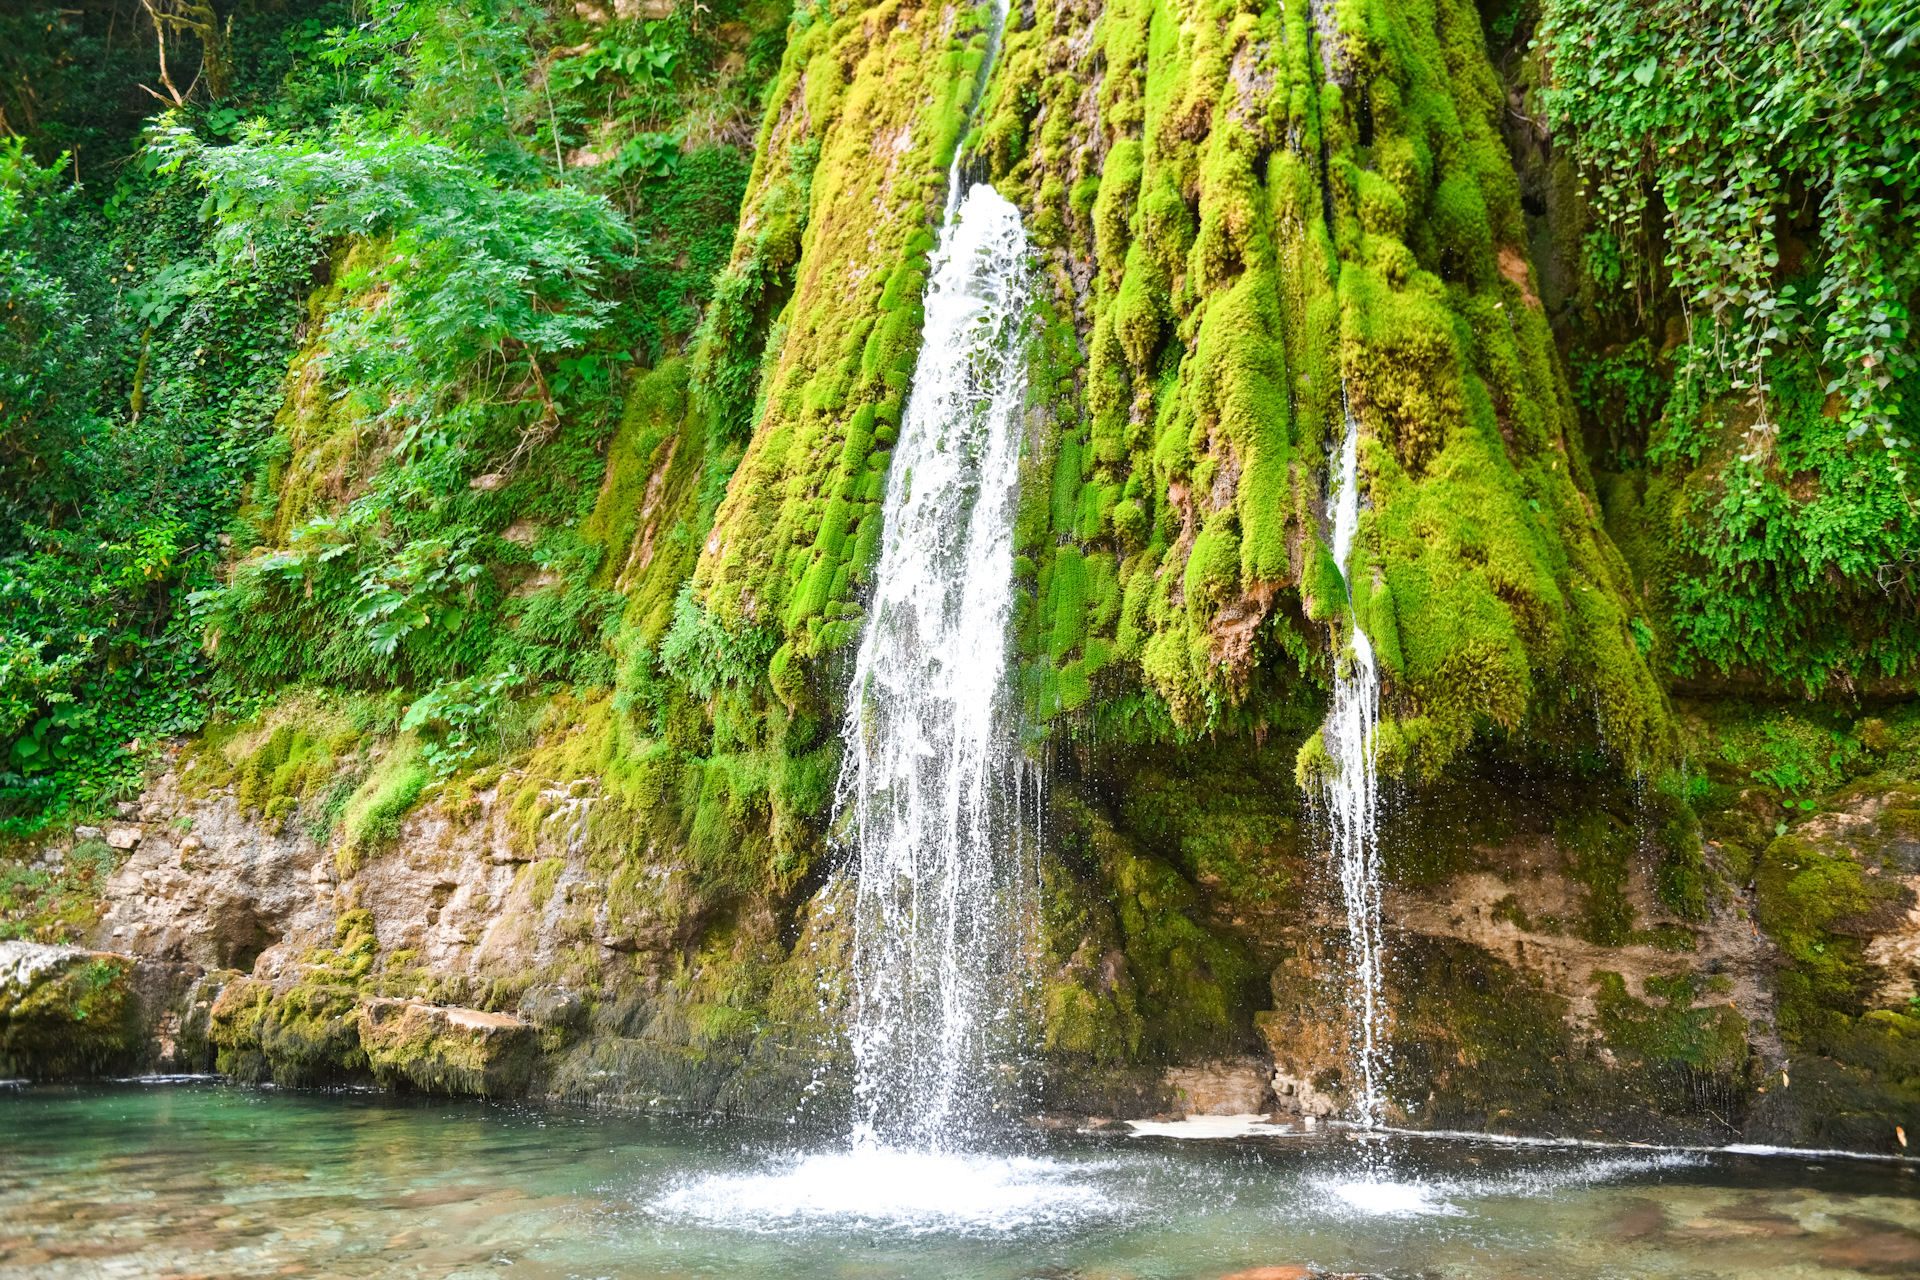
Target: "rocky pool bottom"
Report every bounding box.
[2,1085,1917,1279]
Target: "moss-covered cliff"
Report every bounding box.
[4,0,1916,1155]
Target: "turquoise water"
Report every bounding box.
[3,1084,1918,1278]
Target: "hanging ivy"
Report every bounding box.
[1541,0,1919,476]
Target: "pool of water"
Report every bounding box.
[2,1084,1916,1278]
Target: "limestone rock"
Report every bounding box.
[105,826,142,850]
[92,782,335,974]
[1164,1058,1276,1116]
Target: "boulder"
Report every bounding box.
[0,941,140,1077]
[359,999,538,1096]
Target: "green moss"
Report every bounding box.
[0,838,126,945]
[1053,795,1262,1058]
[360,999,538,1096]
[336,738,430,877]
[1757,830,1902,1049]
[956,0,1668,778]
[1555,810,1637,947]
[1594,971,1749,1076]
[524,858,566,910]
[0,950,139,1078]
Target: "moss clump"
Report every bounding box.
[1595,970,1749,1076]
[1554,810,1638,947]
[953,0,1669,781]
[208,977,369,1086]
[0,948,139,1077]
[1757,830,1906,1048]
[1037,850,1143,1064]
[1051,795,1261,1059]
[335,739,429,877]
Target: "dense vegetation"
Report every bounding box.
[1539,0,1919,689]
[1,0,782,831]
[0,0,1914,819]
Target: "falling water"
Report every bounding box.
[832,178,1035,1152]
[1321,399,1389,1130]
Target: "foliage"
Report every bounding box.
[1542,0,1920,472]
[162,115,632,443]
[1,2,354,180]
[401,666,527,776]
[1617,354,1920,688]
[659,583,777,702]
[1,133,318,826]
[1569,338,1670,469]
[1548,1,1920,691]
[180,0,748,705]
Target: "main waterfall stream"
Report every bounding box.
[634,173,1090,1228]
[835,178,1035,1153]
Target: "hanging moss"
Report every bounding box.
[690,0,1008,699]
[954,0,1668,775]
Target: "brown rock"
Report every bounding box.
[1165,1058,1274,1116]
[1820,1219,1920,1275]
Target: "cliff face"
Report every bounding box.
[3,0,1917,1156]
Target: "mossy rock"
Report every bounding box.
[359,999,540,1097]
[208,976,369,1086]
[0,943,141,1078]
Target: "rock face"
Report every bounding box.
[1166,1059,1275,1116]
[93,776,333,976]
[45,741,846,1114]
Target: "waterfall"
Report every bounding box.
[832,180,1035,1152]
[1321,399,1388,1130]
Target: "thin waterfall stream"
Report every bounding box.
[1321,399,1389,1132]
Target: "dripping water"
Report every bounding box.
[1321,394,1388,1132]
[831,177,1036,1152]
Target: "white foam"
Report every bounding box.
[1720,1142,1916,1164]
[649,1147,1115,1235]
[1126,1114,1292,1139]
[1324,1178,1462,1217]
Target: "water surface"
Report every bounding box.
[3,1084,1917,1278]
